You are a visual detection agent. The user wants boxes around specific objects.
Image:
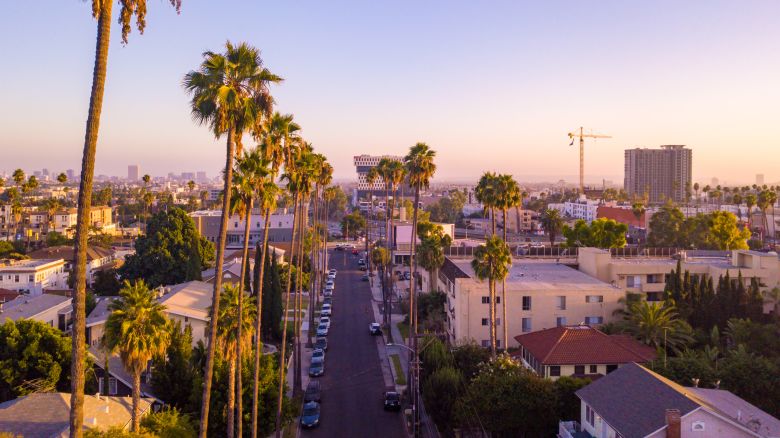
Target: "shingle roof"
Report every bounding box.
[513,325,656,365]
[0,294,72,323]
[440,257,469,282]
[576,363,780,438]
[0,392,153,436]
[86,297,117,328]
[158,280,213,321]
[28,245,115,262]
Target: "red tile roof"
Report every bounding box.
[597,206,645,228]
[513,325,656,365]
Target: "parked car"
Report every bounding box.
[325,280,334,290]
[384,391,401,411]
[369,322,382,336]
[358,259,366,265]
[304,380,321,403]
[319,316,331,329]
[323,297,333,305]
[309,361,325,377]
[361,274,369,281]
[403,272,411,280]
[316,324,329,337]
[311,348,325,364]
[323,289,333,298]
[327,273,336,280]
[315,337,328,351]
[328,269,337,276]
[300,401,321,428]
[321,305,332,317]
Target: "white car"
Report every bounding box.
[319,316,331,329]
[311,348,325,364]
[328,269,337,276]
[323,289,333,297]
[320,305,332,317]
[327,273,336,280]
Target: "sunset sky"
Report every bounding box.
[2,1,779,185]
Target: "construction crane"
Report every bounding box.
[568,127,612,195]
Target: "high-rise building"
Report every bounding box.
[66,169,75,181]
[624,145,692,204]
[128,165,139,181]
[196,171,207,183]
[353,154,409,202]
[756,174,765,186]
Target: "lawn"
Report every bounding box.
[396,321,409,341]
[390,354,406,385]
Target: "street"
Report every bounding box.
[304,249,405,437]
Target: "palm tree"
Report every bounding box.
[540,208,563,246]
[365,167,380,270]
[213,283,257,438]
[187,180,196,193]
[12,169,25,189]
[308,156,331,346]
[230,148,269,437]
[384,160,406,326]
[746,193,757,231]
[103,280,171,432]
[184,41,280,437]
[618,300,693,352]
[416,223,452,294]
[732,193,743,222]
[471,236,511,357]
[44,198,61,237]
[403,143,436,352]
[475,172,499,236]
[496,174,520,350]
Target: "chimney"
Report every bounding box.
[692,378,699,387]
[665,409,681,438]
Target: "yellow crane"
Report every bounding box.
[568,127,612,195]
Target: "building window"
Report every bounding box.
[590,365,598,373]
[556,317,567,326]
[626,276,642,288]
[549,366,560,377]
[575,365,585,375]
[585,316,604,324]
[522,318,532,332]
[496,318,500,326]
[556,296,566,310]
[481,318,489,326]
[586,405,595,426]
[522,296,531,311]
[481,340,490,347]
[481,296,490,304]
[586,295,603,303]
[647,274,663,284]
[28,275,34,282]
[606,364,618,373]
[14,275,19,283]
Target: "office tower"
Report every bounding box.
[66,169,75,181]
[624,145,692,204]
[196,171,207,183]
[353,154,410,201]
[128,165,139,181]
[756,174,765,186]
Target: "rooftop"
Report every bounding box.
[0,258,65,271]
[576,363,780,438]
[86,297,117,328]
[158,280,213,321]
[0,293,72,322]
[28,245,115,262]
[449,258,616,291]
[0,392,152,436]
[513,325,656,366]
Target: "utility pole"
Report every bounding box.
[567,127,612,195]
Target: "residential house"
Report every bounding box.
[207,246,287,285]
[28,245,116,286]
[189,208,294,249]
[561,362,780,438]
[53,206,114,237]
[158,280,213,345]
[0,258,68,295]
[86,296,117,348]
[512,325,656,380]
[0,293,72,331]
[0,392,153,436]
[578,247,780,311]
[438,257,623,349]
[0,288,19,303]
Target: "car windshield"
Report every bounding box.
[386,393,399,401]
[303,406,318,416]
[318,324,327,330]
[313,350,324,357]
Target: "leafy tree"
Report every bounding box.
[0,319,72,402]
[46,231,71,247]
[422,366,463,435]
[152,322,197,413]
[648,203,687,247]
[104,281,171,432]
[426,195,464,224]
[554,376,591,421]
[120,208,214,288]
[258,250,284,341]
[340,211,366,239]
[452,341,491,380]
[708,210,751,250]
[540,209,564,246]
[140,407,197,438]
[0,241,13,258]
[563,218,628,248]
[419,336,453,382]
[92,268,121,296]
[719,345,780,415]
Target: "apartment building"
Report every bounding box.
[53,206,114,236]
[577,247,780,310]
[158,280,213,345]
[189,209,294,249]
[0,293,73,331]
[624,145,692,204]
[28,245,116,286]
[438,258,623,348]
[0,259,68,295]
[352,154,411,204]
[392,221,455,265]
[547,197,600,223]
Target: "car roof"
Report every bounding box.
[306,380,320,389]
[303,401,319,408]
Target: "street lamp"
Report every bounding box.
[386,336,438,438]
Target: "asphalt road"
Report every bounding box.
[304,249,405,437]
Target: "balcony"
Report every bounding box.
[558,421,592,438]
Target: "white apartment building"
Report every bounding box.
[577,247,780,311]
[189,209,295,249]
[158,280,213,345]
[392,221,455,265]
[0,293,73,331]
[53,206,113,236]
[438,258,623,348]
[0,259,68,295]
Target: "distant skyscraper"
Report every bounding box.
[128,165,139,181]
[624,145,692,204]
[66,169,75,181]
[196,171,207,183]
[711,177,719,187]
[756,174,765,186]
[353,154,409,202]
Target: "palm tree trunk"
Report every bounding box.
[489,279,497,358]
[409,185,420,349]
[294,201,306,398]
[308,189,318,347]
[235,199,253,438]
[502,208,508,351]
[132,368,141,432]
[275,193,299,437]
[200,128,236,438]
[251,206,272,438]
[71,2,113,435]
[384,185,391,327]
[227,357,236,438]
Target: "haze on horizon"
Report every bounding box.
[2,1,779,186]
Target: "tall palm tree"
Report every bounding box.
[497,174,520,350]
[70,4,185,432]
[746,193,757,231]
[471,236,511,358]
[309,157,331,346]
[103,280,171,432]
[184,41,280,437]
[230,148,269,437]
[384,160,406,326]
[214,283,256,438]
[44,198,61,237]
[475,172,499,236]
[540,208,563,246]
[618,300,693,352]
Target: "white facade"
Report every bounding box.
[563,197,600,223]
[0,259,68,295]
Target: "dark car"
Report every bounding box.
[309,361,325,377]
[304,380,321,403]
[352,249,359,255]
[361,274,369,281]
[323,297,333,305]
[369,322,382,336]
[315,337,328,351]
[300,401,321,428]
[384,391,401,411]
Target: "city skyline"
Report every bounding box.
[3,1,780,184]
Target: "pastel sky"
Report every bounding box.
[2,1,780,185]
